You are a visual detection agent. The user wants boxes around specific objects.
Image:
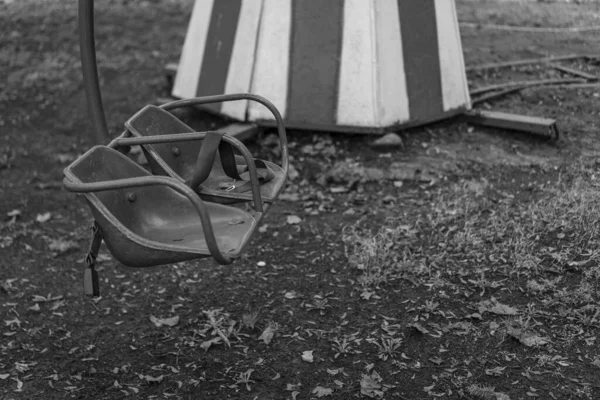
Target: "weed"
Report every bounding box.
[369,337,403,361]
[466,384,505,400]
[242,310,260,330]
[331,333,362,358]
[234,369,255,391]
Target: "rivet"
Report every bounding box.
[172,147,181,156]
[127,193,137,202]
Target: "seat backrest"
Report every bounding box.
[126,105,201,181]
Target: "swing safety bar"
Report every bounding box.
[109,131,265,213]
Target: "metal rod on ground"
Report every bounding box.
[549,64,599,81]
[466,54,589,72]
[464,110,559,140]
[471,78,588,105]
[470,78,586,96]
[471,87,526,106]
[79,0,109,144]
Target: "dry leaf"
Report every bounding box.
[408,323,430,334]
[518,331,549,347]
[28,304,40,312]
[139,374,164,383]
[486,366,507,376]
[301,350,314,363]
[287,215,302,225]
[360,373,384,398]
[48,239,79,254]
[479,298,518,316]
[258,324,276,345]
[149,315,179,328]
[36,212,51,223]
[200,337,222,352]
[312,386,333,397]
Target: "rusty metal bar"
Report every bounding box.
[464,110,559,140]
[160,93,289,177]
[470,78,585,96]
[110,132,265,213]
[466,54,589,72]
[549,63,599,81]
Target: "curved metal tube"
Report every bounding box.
[110,132,264,213]
[78,0,109,144]
[63,175,232,265]
[160,94,289,176]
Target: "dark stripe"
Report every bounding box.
[196,0,242,113]
[287,0,344,125]
[397,0,444,121]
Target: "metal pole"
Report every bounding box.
[78,0,109,144]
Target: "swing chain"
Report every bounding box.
[83,221,102,297]
[85,222,102,267]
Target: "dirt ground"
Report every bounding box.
[2,0,600,399]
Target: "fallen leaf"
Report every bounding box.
[48,239,79,254]
[312,386,333,397]
[258,324,276,345]
[286,215,302,225]
[35,212,51,223]
[360,290,375,300]
[327,368,343,375]
[138,374,164,383]
[149,315,179,328]
[0,374,9,380]
[360,373,384,398]
[479,298,518,316]
[200,337,222,352]
[486,366,507,376]
[284,291,299,299]
[301,350,314,363]
[429,357,442,365]
[518,331,550,347]
[408,323,430,334]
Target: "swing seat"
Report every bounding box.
[63,145,258,268]
[125,104,287,205]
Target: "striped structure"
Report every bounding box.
[172,0,471,133]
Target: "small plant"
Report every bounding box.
[466,384,507,400]
[234,369,255,391]
[331,333,362,358]
[370,337,403,361]
[242,310,260,330]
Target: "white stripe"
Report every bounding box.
[172,0,214,99]
[434,0,470,111]
[221,0,264,120]
[336,0,377,127]
[374,0,410,126]
[248,0,291,121]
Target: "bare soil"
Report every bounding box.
[2,1,600,399]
